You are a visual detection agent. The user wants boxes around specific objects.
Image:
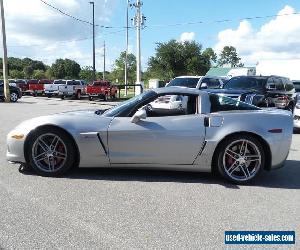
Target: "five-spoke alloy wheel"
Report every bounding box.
[217,135,265,184]
[27,127,76,176]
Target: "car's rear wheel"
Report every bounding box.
[10,92,19,102]
[216,135,265,184]
[286,102,294,113]
[27,127,76,177]
[89,96,93,101]
[76,91,81,100]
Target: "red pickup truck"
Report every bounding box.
[28,79,52,96]
[87,80,117,101]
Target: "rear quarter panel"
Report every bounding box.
[194,110,293,170]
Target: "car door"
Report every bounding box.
[107,96,206,165]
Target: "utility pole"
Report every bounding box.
[89,1,95,82]
[0,0,10,102]
[135,0,141,85]
[124,0,129,96]
[103,41,105,80]
[133,0,145,94]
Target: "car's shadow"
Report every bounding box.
[20,160,300,190]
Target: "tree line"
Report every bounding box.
[0,42,243,83]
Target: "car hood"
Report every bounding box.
[13,109,113,136]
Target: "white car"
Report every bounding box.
[155,76,226,112]
[44,80,67,97]
[148,94,189,114]
[58,80,87,100]
[294,98,300,129]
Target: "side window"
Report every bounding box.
[274,78,284,91]
[267,77,276,90]
[284,79,295,91]
[146,94,198,117]
[209,94,259,112]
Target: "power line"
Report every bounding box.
[39,0,133,29]
[39,0,93,26]
[145,11,300,28]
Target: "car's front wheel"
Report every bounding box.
[26,127,76,177]
[10,92,19,102]
[216,135,265,184]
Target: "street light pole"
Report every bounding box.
[124,0,129,96]
[103,40,105,80]
[135,0,141,86]
[89,1,95,82]
[0,0,10,102]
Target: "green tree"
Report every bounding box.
[79,66,94,82]
[147,40,210,80]
[50,58,81,79]
[33,70,46,79]
[202,48,217,64]
[23,66,34,78]
[9,69,25,79]
[110,51,136,84]
[217,46,244,67]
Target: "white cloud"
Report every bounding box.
[214,5,300,65]
[3,0,117,70]
[179,32,195,43]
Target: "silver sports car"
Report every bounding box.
[7,87,293,184]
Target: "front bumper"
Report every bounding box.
[6,137,25,163]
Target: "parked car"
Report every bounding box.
[0,81,22,102]
[58,80,87,99]
[294,99,300,130]
[166,76,225,89]
[206,75,296,111]
[44,80,66,97]
[7,87,293,184]
[86,80,118,101]
[27,79,42,96]
[15,79,28,93]
[155,76,225,110]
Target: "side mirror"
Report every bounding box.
[131,108,147,123]
[201,82,208,89]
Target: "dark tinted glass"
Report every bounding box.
[274,78,284,91]
[168,77,200,88]
[293,81,300,92]
[201,78,220,89]
[209,94,260,112]
[225,77,266,90]
[284,79,295,91]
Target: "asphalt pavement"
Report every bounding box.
[0,96,299,249]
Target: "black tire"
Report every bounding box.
[216,134,265,184]
[89,96,93,101]
[32,92,37,97]
[99,94,107,101]
[76,91,81,100]
[286,102,294,113]
[26,127,76,177]
[47,94,52,98]
[60,95,65,100]
[10,92,19,102]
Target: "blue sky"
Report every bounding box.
[4,0,300,71]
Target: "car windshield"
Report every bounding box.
[167,77,200,88]
[293,81,300,92]
[103,90,156,117]
[224,77,266,90]
[54,80,66,84]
